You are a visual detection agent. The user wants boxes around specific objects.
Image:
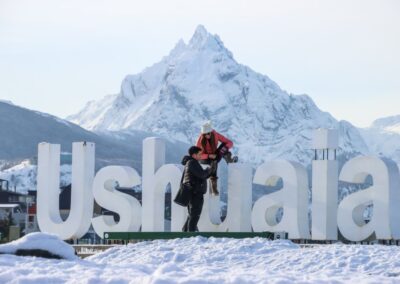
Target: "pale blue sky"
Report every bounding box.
[0,0,399,127]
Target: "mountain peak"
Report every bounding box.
[188,25,226,52]
[193,24,208,38]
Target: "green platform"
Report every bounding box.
[104,231,275,240]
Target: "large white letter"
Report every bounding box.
[92,166,142,238]
[338,156,400,241]
[142,137,186,232]
[251,160,310,239]
[312,129,339,240]
[198,163,253,232]
[37,142,95,240]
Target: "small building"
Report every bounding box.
[0,204,23,241]
[0,179,38,237]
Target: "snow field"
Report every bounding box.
[1,235,400,283]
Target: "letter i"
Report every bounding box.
[311,129,339,240]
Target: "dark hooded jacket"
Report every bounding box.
[181,155,215,194]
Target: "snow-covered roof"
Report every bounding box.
[0,204,19,209]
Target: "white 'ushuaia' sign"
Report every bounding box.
[36,129,400,242]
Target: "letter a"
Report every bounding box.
[338,156,400,241]
[251,160,310,239]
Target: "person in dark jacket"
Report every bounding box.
[181,146,217,232]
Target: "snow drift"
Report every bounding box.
[1,237,400,283]
[0,232,77,260]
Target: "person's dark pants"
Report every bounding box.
[182,192,204,232]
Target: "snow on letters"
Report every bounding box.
[36,130,400,242]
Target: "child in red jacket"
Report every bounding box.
[196,121,238,195]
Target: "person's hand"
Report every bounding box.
[209,154,217,159]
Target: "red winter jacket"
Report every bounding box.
[196,130,233,160]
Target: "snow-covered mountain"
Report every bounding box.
[68,25,368,166]
[0,160,71,194]
[0,101,186,167]
[0,101,188,192]
[368,115,400,134]
[0,100,128,164]
[359,115,400,165]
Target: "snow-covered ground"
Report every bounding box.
[1,234,400,283]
